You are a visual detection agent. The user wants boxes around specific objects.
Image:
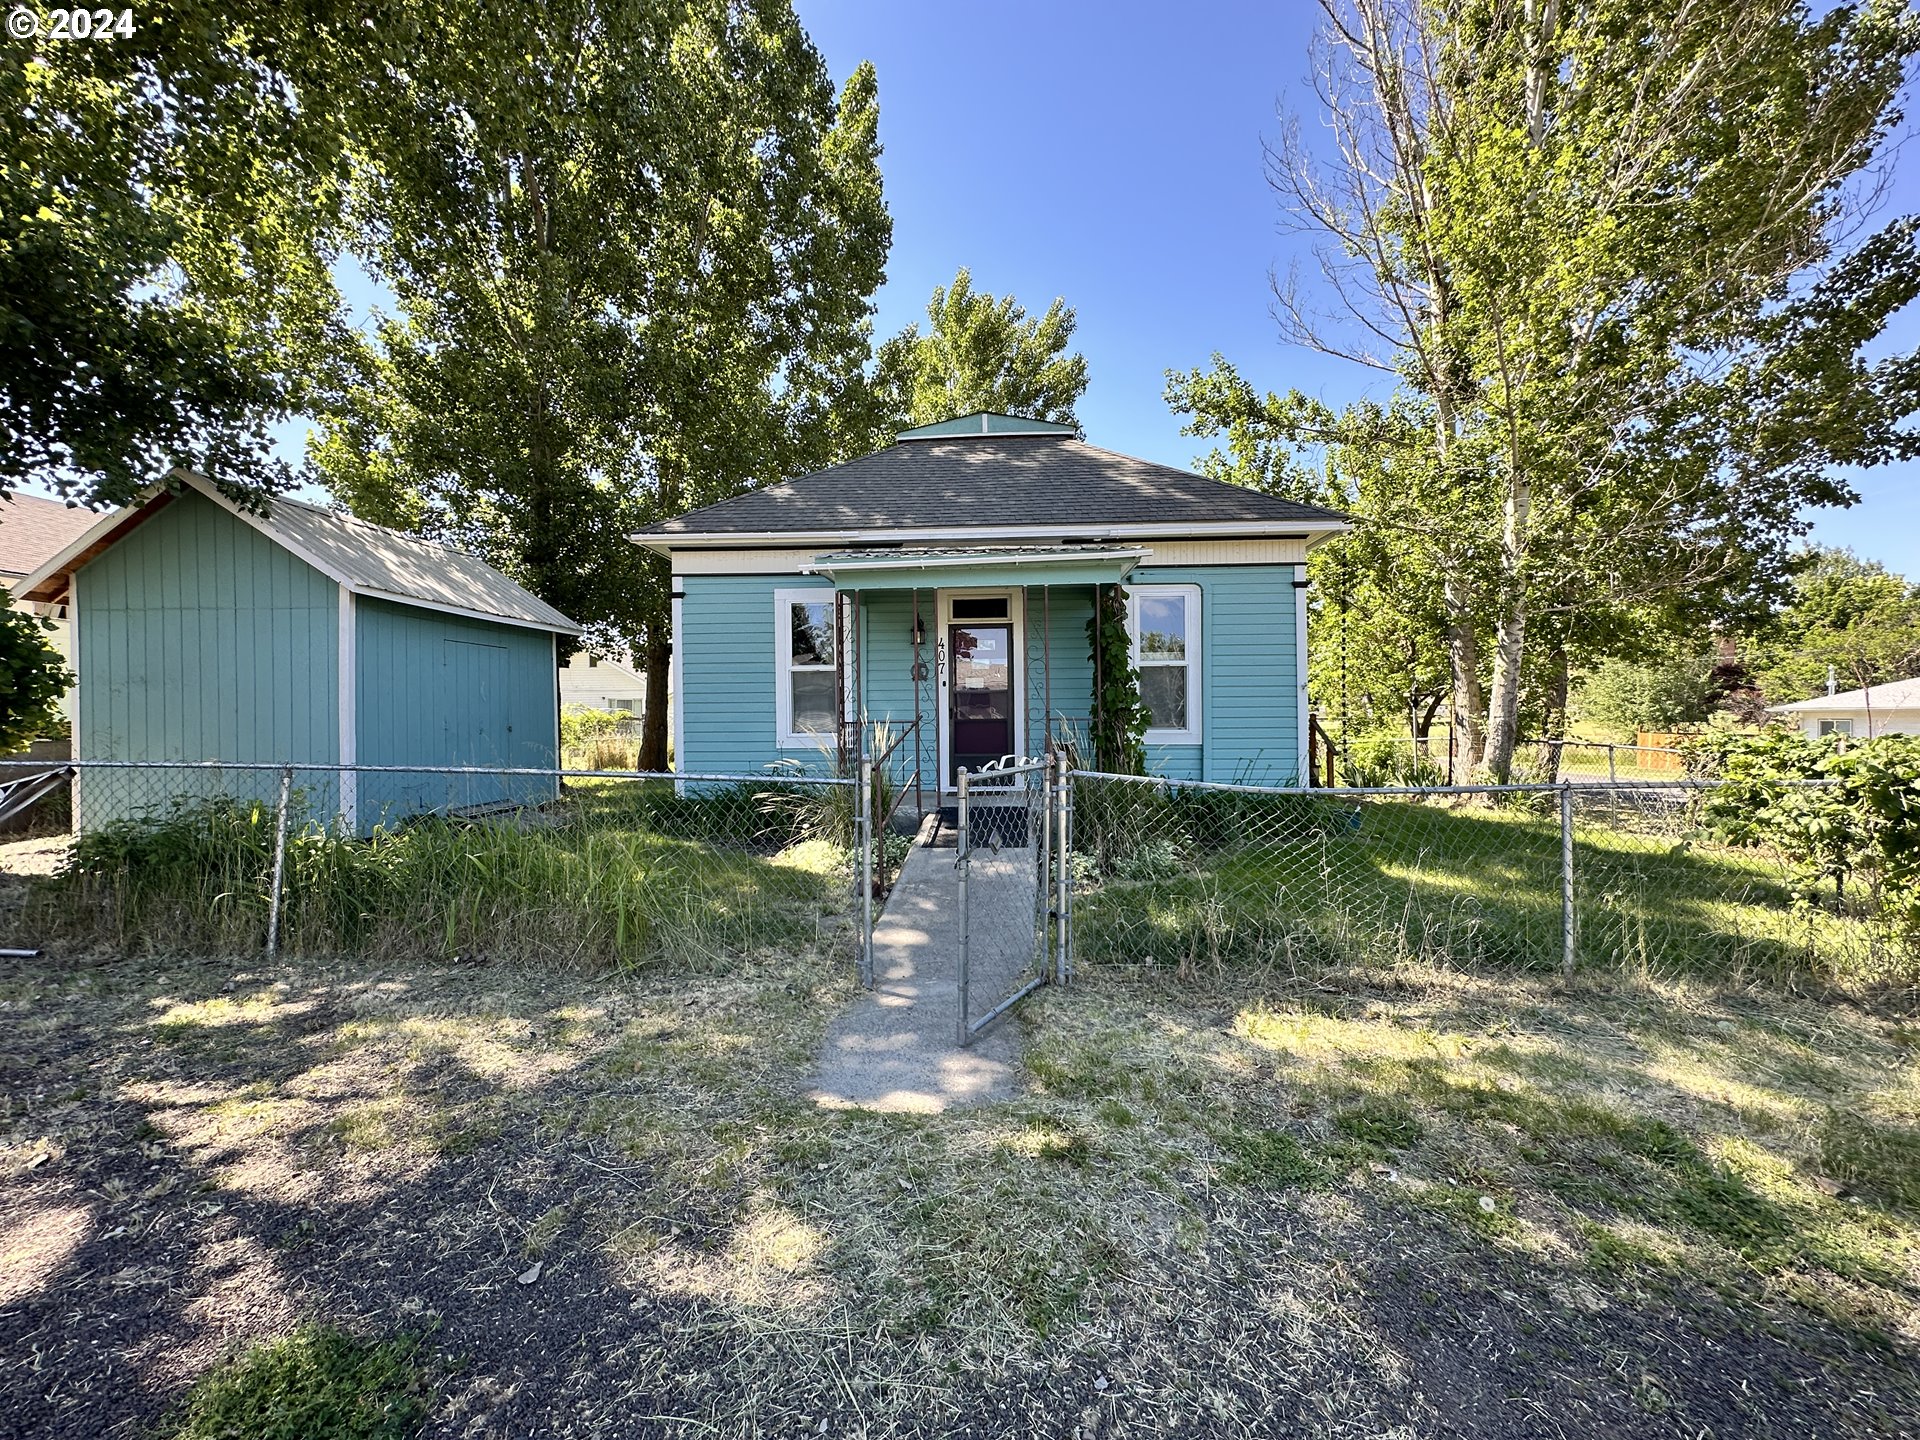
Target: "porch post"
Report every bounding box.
[833,591,850,771]
[1021,585,1032,762]
[1042,584,1052,756]
[911,587,924,818]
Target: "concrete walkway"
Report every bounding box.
[809,839,1026,1114]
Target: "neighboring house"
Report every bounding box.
[0,491,103,727]
[635,413,1349,793]
[560,651,648,716]
[13,471,580,831]
[1769,677,1920,741]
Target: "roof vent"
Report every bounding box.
[896,412,1078,441]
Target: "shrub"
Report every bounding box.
[560,706,638,768]
[1688,730,1920,939]
[1343,732,1444,788]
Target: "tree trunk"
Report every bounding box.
[1543,644,1570,780]
[1482,462,1533,781]
[1483,603,1528,782]
[1444,570,1485,773]
[638,611,671,770]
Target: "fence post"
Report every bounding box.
[955,767,971,1045]
[1559,779,1576,983]
[266,764,293,959]
[858,756,874,989]
[1057,756,1073,985]
[1607,744,1617,785]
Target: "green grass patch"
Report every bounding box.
[1817,1109,1920,1211]
[1331,1097,1425,1150]
[1071,788,1907,990]
[1216,1127,1324,1189]
[154,1324,427,1440]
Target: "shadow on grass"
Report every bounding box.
[0,948,843,1440]
[8,943,1920,1440]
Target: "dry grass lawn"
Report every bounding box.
[3,930,1918,1438]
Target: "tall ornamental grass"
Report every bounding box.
[36,780,851,969]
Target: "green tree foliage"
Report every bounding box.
[1086,585,1146,774]
[1167,362,1454,749]
[1575,654,1719,738]
[1181,0,1920,781]
[1,2,358,507]
[0,610,72,753]
[1744,548,1920,704]
[310,2,891,767]
[870,268,1089,432]
[1691,728,1920,940]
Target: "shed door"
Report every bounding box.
[443,639,512,765]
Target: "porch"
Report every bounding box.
[815,547,1141,814]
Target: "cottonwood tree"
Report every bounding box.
[1166,362,1454,750]
[1201,0,1920,779]
[1,1,364,507]
[311,1,890,768]
[869,268,1089,432]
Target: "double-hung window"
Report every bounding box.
[1127,584,1201,743]
[1818,719,1855,738]
[776,589,840,746]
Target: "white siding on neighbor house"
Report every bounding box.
[560,652,648,714]
[1787,708,1920,741]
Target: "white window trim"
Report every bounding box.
[774,586,839,749]
[1127,584,1202,744]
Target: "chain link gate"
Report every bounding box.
[955,755,1065,1045]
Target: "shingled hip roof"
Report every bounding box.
[635,433,1348,544]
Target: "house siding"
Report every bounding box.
[675,565,1302,788]
[355,597,560,824]
[679,574,840,775]
[74,492,339,822]
[1786,708,1920,741]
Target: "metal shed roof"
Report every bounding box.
[15,472,581,635]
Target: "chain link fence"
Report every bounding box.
[1065,772,1917,994]
[0,760,863,970]
[955,760,1055,1044]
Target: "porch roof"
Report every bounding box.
[803,545,1147,591]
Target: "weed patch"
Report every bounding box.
[154,1324,427,1440]
[26,782,851,968]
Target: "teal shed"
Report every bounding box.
[15,472,581,832]
[635,414,1349,802]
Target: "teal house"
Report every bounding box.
[637,415,1348,798]
[15,472,581,831]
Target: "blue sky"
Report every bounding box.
[790,0,1920,571]
[285,1,1916,570]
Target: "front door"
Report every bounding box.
[949,622,1014,784]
